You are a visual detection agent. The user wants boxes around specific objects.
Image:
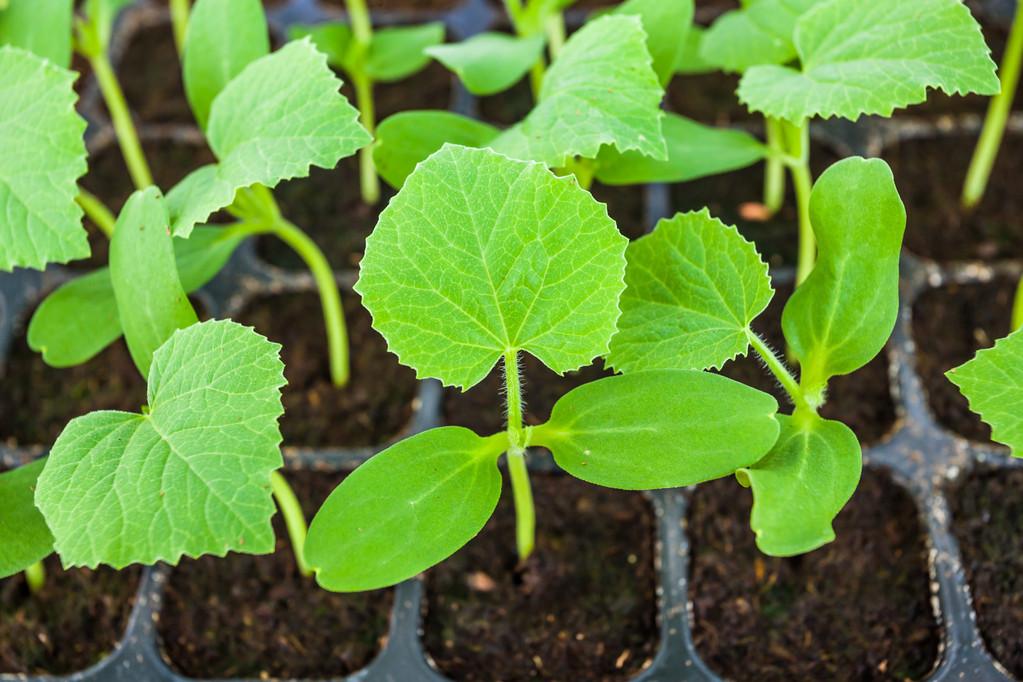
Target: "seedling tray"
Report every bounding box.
[1,0,1020,679]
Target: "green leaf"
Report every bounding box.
[489,15,666,167]
[700,0,816,74]
[367,23,445,83]
[613,0,693,85]
[183,0,270,130]
[674,25,713,75]
[596,113,766,185]
[426,32,546,96]
[357,144,628,390]
[167,39,370,237]
[947,328,1023,456]
[782,157,905,392]
[290,22,351,71]
[36,320,287,569]
[738,0,1000,122]
[110,188,199,377]
[606,209,773,373]
[0,46,88,271]
[373,111,500,189]
[0,0,74,67]
[533,370,780,489]
[0,460,54,579]
[28,226,246,367]
[738,414,860,556]
[305,427,506,592]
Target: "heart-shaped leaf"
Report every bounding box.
[0,459,54,579]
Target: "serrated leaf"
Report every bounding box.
[306,427,506,592]
[356,144,628,390]
[947,328,1023,456]
[183,0,270,130]
[0,46,88,271]
[596,112,766,185]
[110,188,198,376]
[782,157,905,393]
[607,210,773,373]
[367,23,445,82]
[373,111,500,189]
[167,39,371,236]
[28,226,246,367]
[426,32,546,96]
[36,320,287,569]
[738,414,860,556]
[738,0,1000,122]
[0,460,54,579]
[700,0,816,74]
[489,15,666,168]
[533,370,780,489]
[290,22,351,70]
[0,0,74,67]
[613,0,693,85]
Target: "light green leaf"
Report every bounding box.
[674,25,713,75]
[490,15,666,167]
[167,39,370,236]
[367,23,445,82]
[738,0,1000,122]
[183,0,270,130]
[373,111,500,189]
[28,226,246,368]
[0,46,88,271]
[533,370,780,489]
[596,112,766,185]
[738,414,860,556]
[356,144,628,390]
[947,328,1023,456]
[306,427,506,592]
[700,0,816,74]
[426,32,546,96]
[0,460,54,579]
[613,0,693,85]
[0,0,73,67]
[289,22,352,71]
[110,188,198,377]
[782,157,905,393]
[36,320,287,568]
[607,210,773,373]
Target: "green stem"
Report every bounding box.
[505,0,545,98]
[24,561,45,594]
[504,350,535,561]
[90,52,153,189]
[270,471,312,577]
[747,330,814,414]
[1013,276,1023,332]
[353,72,381,205]
[76,189,117,238]
[169,0,190,57]
[347,0,373,46]
[544,11,566,61]
[763,117,786,217]
[781,119,815,287]
[962,6,1023,209]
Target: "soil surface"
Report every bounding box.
[666,72,749,126]
[237,291,418,447]
[116,19,194,125]
[159,470,393,679]
[327,0,464,10]
[0,556,140,675]
[911,278,1013,444]
[949,467,1023,678]
[689,469,940,681]
[883,133,1023,262]
[593,183,649,240]
[424,474,659,681]
[478,76,533,126]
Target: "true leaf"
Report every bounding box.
[782,157,905,393]
[606,209,773,373]
[426,32,546,96]
[0,460,54,579]
[0,0,74,67]
[183,0,270,130]
[167,39,371,236]
[305,427,506,592]
[366,23,445,82]
[0,46,88,271]
[36,320,287,568]
[110,187,198,376]
[532,370,780,489]
[738,0,1000,122]
[356,145,628,390]
[738,414,860,556]
[700,0,816,74]
[613,0,693,85]
[947,328,1023,457]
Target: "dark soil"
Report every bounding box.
[478,76,533,126]
[948,467,1023,678]
[116,19,194,125]
[665,72,750,126]
[326,0,465,10]
[0,556,140,675]
[158,470,393,679]
[236,291,418,447]
[593,183,649,240]
[424,474,659,681]
[883,133,1023,263]
[689,469,940,681]
[911,278,1014,443]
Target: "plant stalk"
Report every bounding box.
[504,0,546,98]
[781,119,815,286]
[76,189,117,238]
[90,52,153,189]
[345,0,380,205]
[24,561,45,594]
[962,5,1023,209]
[763,117,787,216]
[544,11,566,61]
[747,330,815,414]
[504,350,535,561]
[1013,276,1023,332]
[270,471,313,577]
[169,0,190,57]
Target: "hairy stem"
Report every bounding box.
[747,330,815,415]
[270,471,313,577]
[781,119,815,286]
[763,117,786,216]
[76,189,117,238]
[504,350,535,561]
[1013,276,1023,332]
[962,5,1023,209]
[169,0,190,57]
[24,561,45,594]
[90,52,153,189]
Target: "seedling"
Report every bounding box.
[302,145,783,591]
[608,156,906,554]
